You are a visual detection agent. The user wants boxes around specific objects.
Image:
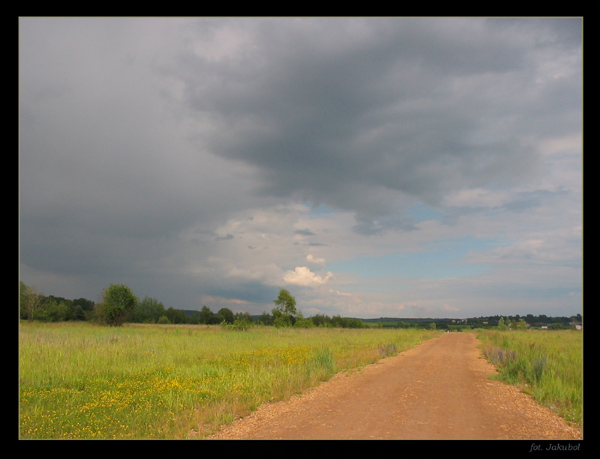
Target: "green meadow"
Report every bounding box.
[477,329,583,428]
[19,322,440,439]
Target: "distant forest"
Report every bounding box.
[362,314,582,330]
[19,281,581,330]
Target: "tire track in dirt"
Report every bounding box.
[208,333,582,440]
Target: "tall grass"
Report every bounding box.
[20,322,440,439]
[478,329,583,427]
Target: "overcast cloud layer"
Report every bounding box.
[19,17,583,318]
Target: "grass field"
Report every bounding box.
[19,322,441,439]
[477,329,583,428]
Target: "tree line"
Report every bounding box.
[20,282,95,323]
[19,281,250,326]
[22,282,577,330]
[366,313,582,330]
[19,282,366,328]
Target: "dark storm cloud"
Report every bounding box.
[175,17,581,227]
[19,17,261,290]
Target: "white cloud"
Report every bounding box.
[284,266,333,287]
[306,254,325,265]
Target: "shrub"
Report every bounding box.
[273,314,293,328]
[378,343,398,357]
[221,317,254,331]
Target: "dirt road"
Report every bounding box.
[209,333,581,440]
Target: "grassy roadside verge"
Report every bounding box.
[477,329,582,429]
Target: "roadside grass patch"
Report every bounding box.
[478,329,582,428]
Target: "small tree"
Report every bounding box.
[217,307,234,324]
[258,311,273,325]
[132,296,166,323]
[157,315,170,324]
[96,284,137,326]
[293,311,314,328]
[498,316,509,331]
[165,306,188,324]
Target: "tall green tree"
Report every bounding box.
[272,289,297,327]
[273,288,297,316]
[96,284,137,326]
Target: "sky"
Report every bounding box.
[19,17,583,319]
